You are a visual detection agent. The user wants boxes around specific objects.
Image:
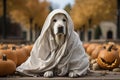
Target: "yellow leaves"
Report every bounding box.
[10,0,49,29]
[0,3,2,16]
[0,0,49,29]
[70,0,117,29]
[10,10,29,28]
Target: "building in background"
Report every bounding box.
[70,0,118,42]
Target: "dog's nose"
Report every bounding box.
[58,26,64,33]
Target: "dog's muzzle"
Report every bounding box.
[57,26,64,34]
[54,26,66,35]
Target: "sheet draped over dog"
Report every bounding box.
[16,9,89,76]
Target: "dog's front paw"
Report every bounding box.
[44,71,53,78]
[69,72,78,78]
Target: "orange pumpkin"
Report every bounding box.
[0,54,16,76]
[97,45,120,69]
[0,48,17,65]
[24,45,33,56]
[117,45,120,57]
[103,42,117,50]
[0,44,8,50]
[83,43,90,51]
[86,43,98,56]
[7,44,16,49]
[13,47,28,66]
[91,45,102,59]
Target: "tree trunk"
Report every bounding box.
[117,0,120,39]
[29,17,33,42]
[2,0,7,39]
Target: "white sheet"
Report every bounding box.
[16,9,89,76]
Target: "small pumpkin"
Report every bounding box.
[117,45,120,57]
[97,45,120,69]
[86,43,98,56]
[91,45,102,59]
[0,54,16,76]
[7,44,16,49]
[83,43,90,51]
[0,48,17,65]
[0,44,8,50]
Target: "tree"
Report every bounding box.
[0,0,2,16]
[71,0,117,30]
[0,0,27,16]
[0,0,28,39]
[0,0,49,40]
[64,4,71,14]
[9,0,49,41]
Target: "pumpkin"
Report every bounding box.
[83,43,90,51]
[103,42,117,50]
[23,45,33,56]
[97,45,120,69]
[13,47,28,66]
[91,45,102,59]
[7,44,16,49]
[0,54,16,76]
[0,44,8,50]
[0,48,17,65]
[86,43,98,56]
[117,45,120,57]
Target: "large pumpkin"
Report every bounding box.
[103,42,117,51]
[23,45,33,56]
[13,47,28,66]
[97,45,120,69]
[0,54,16,76]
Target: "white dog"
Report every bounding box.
[44,14,67,77]
[51,13,67,47]
[16,9,89,78]
[43,13,87,78]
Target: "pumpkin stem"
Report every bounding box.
[12,46,16,50]
[2,54,7,61]
[103,46,106,49]
[107,45,113,51]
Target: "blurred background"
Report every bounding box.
[0,0,119,42]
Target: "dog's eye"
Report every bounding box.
[63,19,66,22]
[53,19,57,22]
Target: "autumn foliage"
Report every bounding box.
[70,0,117,30]
[0,0,49,29]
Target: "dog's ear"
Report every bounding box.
[49,19,55,38]
[64,14,68,36]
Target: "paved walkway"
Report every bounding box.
[0,70,120,80]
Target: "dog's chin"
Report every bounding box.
[55,33,65,46]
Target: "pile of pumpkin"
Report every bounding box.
[0,44,33,76]
[83,42,120,71]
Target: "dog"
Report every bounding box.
[16,9,89,78]
[43,13,78,78]
[50,13,67,47]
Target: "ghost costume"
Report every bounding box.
[16,9,89,76]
